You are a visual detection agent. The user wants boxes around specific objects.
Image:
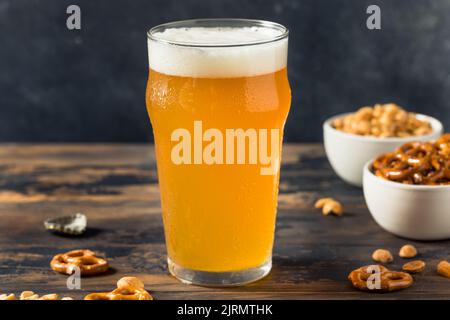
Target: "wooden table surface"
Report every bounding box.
[0,144,448,300]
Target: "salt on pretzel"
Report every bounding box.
[84,276,153,300]
[348,265,413,292]
[373,134,450,185]
[50,249,109,276]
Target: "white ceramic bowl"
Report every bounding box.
[363,162,450,240]
[323,113,443,187]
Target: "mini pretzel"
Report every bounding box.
[373,134,450,185]
[84,276,153,300]
[348,265,413,292]
[50,249,109,276]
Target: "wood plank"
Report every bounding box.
[0,144,448,299]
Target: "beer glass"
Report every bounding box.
[146,19,290,286]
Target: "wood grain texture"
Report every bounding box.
[0,144,449,300]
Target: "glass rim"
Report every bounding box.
[147,18,289,48]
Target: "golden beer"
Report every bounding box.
[146,19,290,285]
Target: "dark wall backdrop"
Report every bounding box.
[0,0,449,142]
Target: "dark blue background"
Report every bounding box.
[0,0,448,142]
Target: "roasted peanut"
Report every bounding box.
[117,276,145,290]
[399,245,418,258]
[402,260,426,273]
[372,249,394,264]
[437,260,450,278]
[38,293,59,300]
[3,291,70,300]
[332,103,431,138]
[314,198,334,208]
[0,293,16,300]
[20,291,39,300]
[314,198,343,216]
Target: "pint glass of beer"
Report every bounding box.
[146,19,291,286]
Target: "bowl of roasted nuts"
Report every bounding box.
[363,134,450,240]
[324,103,443,186]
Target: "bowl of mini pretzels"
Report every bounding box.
[363,133,450,240]
[324,103,443,186]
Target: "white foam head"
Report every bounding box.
[147,24,288,78]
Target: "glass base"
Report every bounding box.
[168,258,272,287]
